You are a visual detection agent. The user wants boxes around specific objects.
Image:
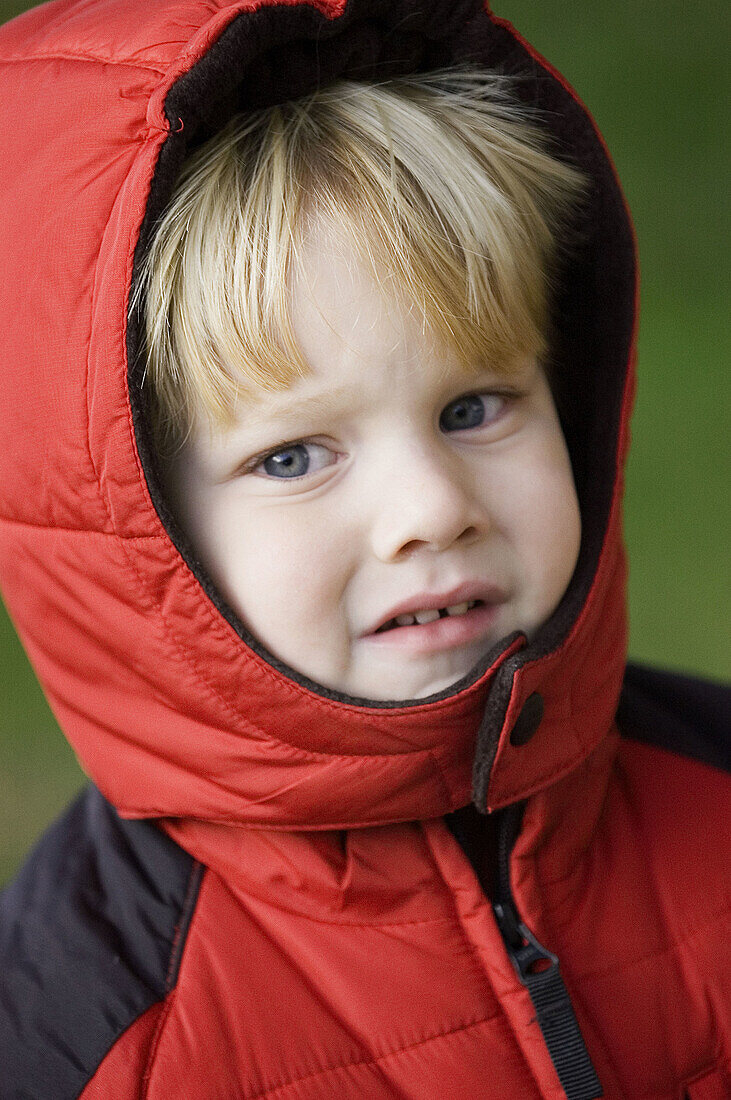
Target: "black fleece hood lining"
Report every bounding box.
[127,0,636,714]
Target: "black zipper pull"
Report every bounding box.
[494,899,559,979]
[493,806,603,1100]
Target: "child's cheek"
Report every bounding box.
[491,424,581,626]
[522,454,581,619]
[219,499,353,671]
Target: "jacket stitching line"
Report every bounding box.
[175,811,472,830]
[266,913,465,930]
[116,810,448,827]
[0,511,167,537]
[142,989,178,1098]
[426,748,454,807]
[143,866,207,1096]
[231,644,486,716]
[206,856,477,928]
[147,587,436,762]
[519,845,602,937]
[77,397,259,749]
[0,51,166,73]
[534,856,587,896]
[118,533,296,743]
[165,861,205,993]
[245,1012,501,1100]
[119,126,172,517]
[83,158,126,536]
[211,901,470,931]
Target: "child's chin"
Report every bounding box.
[347,656,483,703]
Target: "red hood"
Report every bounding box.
[0,0,636,831]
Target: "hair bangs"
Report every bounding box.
[131,69,586,455]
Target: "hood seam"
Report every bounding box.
[0,51,166,73]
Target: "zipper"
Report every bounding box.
[492,803,603,1100]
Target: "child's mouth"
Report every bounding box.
[364,598,501,655]
[373,599,484,633]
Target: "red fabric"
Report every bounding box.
[79,1002,167,1100]
[0,2,728,1097]
[684,1068,731,1100]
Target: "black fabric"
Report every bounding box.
[0,786,202,1100]
[617,661,731,773]
[445,802,500,897]
[522,962,603,1100]
[127,0,635,727]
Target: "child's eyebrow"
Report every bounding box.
[242,364,524,432]
[248,385,361,426]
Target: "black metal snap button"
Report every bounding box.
[509,692,544,746]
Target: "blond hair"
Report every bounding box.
[130,69,586,456]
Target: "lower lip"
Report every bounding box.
[362,603,502,655]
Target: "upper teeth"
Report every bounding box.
[414,609,440,624]
[390,601,477,629]
[445,601,472,617]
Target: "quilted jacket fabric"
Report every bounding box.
[0,2,728,1098]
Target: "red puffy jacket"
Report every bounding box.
[0,2,728,1098]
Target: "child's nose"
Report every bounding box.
[369,448,486,562]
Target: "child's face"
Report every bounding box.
[164,224,581,701]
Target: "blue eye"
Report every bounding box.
[440,393,504,433]
[262,444,309,478]
[257,442,334,479]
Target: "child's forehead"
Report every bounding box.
[288,221,511,372]
[290,213,411,324]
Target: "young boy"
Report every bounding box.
[140,73,586,707]
[0,3,728,1099]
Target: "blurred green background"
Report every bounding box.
[1,0,729,885]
